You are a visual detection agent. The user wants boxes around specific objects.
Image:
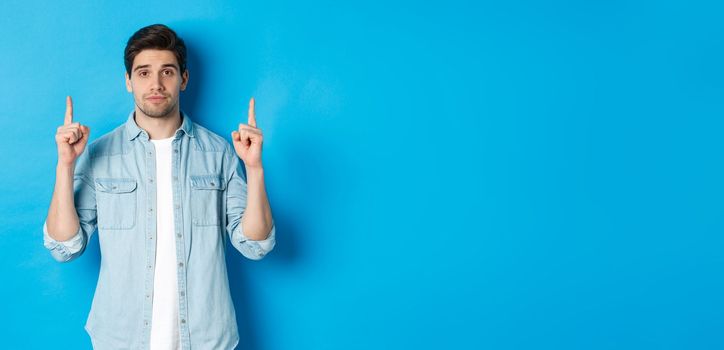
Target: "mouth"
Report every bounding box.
[146,96,167,104]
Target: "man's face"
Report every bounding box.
[125,49,189,119]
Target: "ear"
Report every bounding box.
[125,72,132,93]
[180,69,189,91]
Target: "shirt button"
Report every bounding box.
[147,265,152,269]
[144,321,148,326]
[175,205,180,209]
[179,291,185,296]
[149,179,153,183]
[174,150,179,153]
[181,319,186,324]
[146,294,150,298]
[210,182,215,186]
[177,234,181,238]
[173,176,178,181]
[178,262,184,267]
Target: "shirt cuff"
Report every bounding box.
[43,221,84,261]
[234,219,276,260]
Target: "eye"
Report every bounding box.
[163,69,174,76]
[138,71,148,77]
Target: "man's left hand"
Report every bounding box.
[232,97,264,169]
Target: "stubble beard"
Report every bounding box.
[137,97,178,119]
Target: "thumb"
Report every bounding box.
[79,125,90,142]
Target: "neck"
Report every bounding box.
[134,107,182,140]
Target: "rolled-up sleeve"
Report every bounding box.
[232,219,276,260]
[43,221,85,262]
[43,149,97,263]
[224,145,276,260]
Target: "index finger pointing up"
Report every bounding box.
[64,95,73,125]
[247,97,256,128]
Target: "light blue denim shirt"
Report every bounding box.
[43,110,276,349]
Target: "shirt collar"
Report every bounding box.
[125,110,195,141]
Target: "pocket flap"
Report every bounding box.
[190,175,224,190]
[95,178,137,193]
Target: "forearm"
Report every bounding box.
[241,166,273,240]
[46,164,81,241]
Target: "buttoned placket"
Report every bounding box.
[172,134,191,348]
[141,131,156,349]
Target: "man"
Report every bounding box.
[43,24,276,349]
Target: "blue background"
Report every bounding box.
[1,0,723,349]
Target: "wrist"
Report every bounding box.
[56,162,75,173]
[246,165,264,177]
[246,166,265,185]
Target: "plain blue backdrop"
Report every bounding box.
[1,0,723,349]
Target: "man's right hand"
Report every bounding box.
[56,96,90,167]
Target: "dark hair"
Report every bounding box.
[124,24,187,76]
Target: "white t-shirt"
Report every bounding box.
[149,137,181,350]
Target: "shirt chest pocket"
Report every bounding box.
[95,178,138,230]
[190,174,225,226]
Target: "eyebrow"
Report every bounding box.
[133,64,179,72]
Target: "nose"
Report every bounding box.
[150,73,164,92]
